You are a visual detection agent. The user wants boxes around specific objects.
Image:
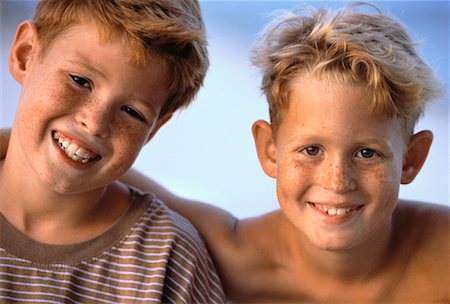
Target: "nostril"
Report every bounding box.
[76,110,111,138]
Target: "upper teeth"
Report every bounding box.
[54,132,98,163]
[315,204,353,215]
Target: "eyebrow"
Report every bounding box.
[67,60,106,80]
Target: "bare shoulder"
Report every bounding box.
[235,210,287,256]
[222,210,289,300]
[394,200,449,253]
[395,199,449,234]
[393,200,449,301]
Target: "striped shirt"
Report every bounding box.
[0,188,225,303]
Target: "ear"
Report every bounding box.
[252,120,277,178]
[145,112,173,143]
[9,21,40,84]
[401,130,433,184]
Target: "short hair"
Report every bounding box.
[252,3,442,135]
[33,0,209,118]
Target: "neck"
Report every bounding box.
[0,143,109,244]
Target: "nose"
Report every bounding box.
[319,156,357,193]
[76,99,111,138]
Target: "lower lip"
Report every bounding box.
[307,202,363,224]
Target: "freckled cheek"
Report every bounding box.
[17,79,80,135]
[276,160,312,204]
[362,165,401,203]
[16,91,52,140]
[108,125,149,175]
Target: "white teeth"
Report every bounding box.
[53,132,98,164]
[336,208,347,215]
[315,204,354,216]
[67,143,78,154]
[327,208,337,215]
[76,147,91,158]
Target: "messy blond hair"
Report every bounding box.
[252,3,441,135]
[33,0,208,117]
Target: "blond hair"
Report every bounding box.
[252,3,441,134]
[33,0,208,117]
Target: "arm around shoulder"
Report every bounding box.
[121,168,240,247]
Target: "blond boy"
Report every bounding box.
[120,3,450,302]
[0,0,225,302]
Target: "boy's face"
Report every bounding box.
[9,22,170,193]
[263,75,409,251]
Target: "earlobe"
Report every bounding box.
[145,112,173,143]
[401,130,433,184]
[252,120,277,178]
[8,21,39,84]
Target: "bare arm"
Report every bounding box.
[121,168,239,245]
[121,168,247,294]
[0,128,10,159]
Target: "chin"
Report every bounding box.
[42,177,97,195]
[47,181,82,194]
[308,231,361,252]
[315,241,355,252]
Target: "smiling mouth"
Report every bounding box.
[309,202,363,216]
[53,131,101,164]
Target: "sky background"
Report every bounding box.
[1,1,448,218]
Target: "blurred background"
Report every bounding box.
[1,1,448,218]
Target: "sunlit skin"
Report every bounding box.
[12,22,169,193]
[0,21,171,244]
[115,72,449,302]
[0,22,448,304]
[271,74,405,253]
[244,74,430,299]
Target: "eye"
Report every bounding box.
[69,74,91,89]
[121,105,147,123]
[356,148,377,158]
[302,146,321,156]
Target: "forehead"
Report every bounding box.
[276,74,405,143]
[39,19,149,67]
[42,22,166,75]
